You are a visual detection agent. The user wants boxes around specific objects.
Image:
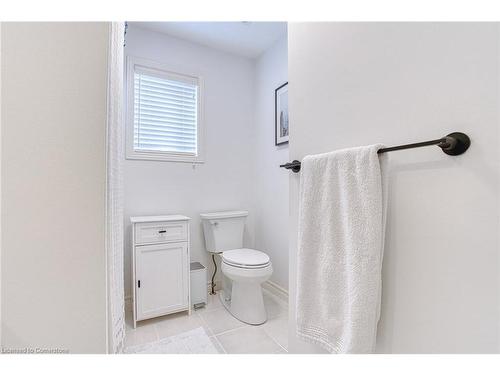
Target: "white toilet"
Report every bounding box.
[200,210,273,325]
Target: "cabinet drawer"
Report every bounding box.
[135,221,188,244]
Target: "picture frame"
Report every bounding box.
[275,82,289,145]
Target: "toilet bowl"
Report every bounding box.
[200,211,273,325]
[221,249,273,325]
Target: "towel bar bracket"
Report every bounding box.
[279,132,470,173]
[440,132,470,156]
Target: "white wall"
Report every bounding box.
[288,23,499,353]
[1,23,109,353]
[253,36,289,289]
[124,26,257,297]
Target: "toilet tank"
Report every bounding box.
[200,210,248,253]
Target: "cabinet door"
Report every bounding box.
[136,242,188,320]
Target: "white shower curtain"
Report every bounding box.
[106,22,126,354]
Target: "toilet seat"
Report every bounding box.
[222,248,270,269]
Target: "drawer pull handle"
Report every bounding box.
[158,230,167,234]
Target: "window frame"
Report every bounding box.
[125,56,205,163]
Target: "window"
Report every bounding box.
[126,57,204,162]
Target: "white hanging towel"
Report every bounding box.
[296,144,388,353]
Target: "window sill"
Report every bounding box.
[126,152,205,164]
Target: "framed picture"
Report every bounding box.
[275,82,289,145]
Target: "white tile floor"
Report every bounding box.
[124,290,289,354]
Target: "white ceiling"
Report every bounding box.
[130,22,287,59]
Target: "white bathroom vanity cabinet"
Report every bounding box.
[130,215,191,328]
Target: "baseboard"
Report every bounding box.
[262,280,289,303]
[124,282,220,302]
[126,281,278,302]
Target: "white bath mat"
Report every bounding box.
[124,327,219,354]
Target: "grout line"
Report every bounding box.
[196,308,217,337]
[187,309,226,354]
[260,322,288,353]
[211,334,227,354]
[267,333,288,353]
[213,323,248,338]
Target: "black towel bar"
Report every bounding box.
[280,132,470,173]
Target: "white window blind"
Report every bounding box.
[133,68,199,156]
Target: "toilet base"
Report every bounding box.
[219,259,272,326]
[218,284,267,325]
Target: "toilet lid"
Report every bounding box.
[222,248,270,267]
